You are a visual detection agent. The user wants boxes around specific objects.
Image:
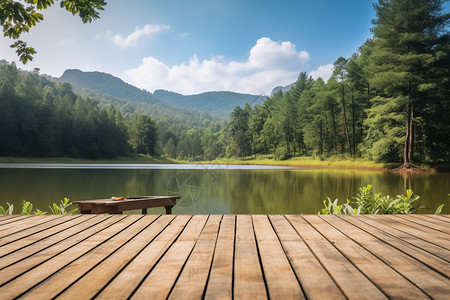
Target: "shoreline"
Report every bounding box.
[0,155,438,172]
[187,157,433,173]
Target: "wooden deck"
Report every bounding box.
[0,214,449,299]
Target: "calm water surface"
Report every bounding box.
[1,164,449,214]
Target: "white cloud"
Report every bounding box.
[126,37,310,95]
[178,32,190,38]
[112,24,170,48]
[309,64,334,82]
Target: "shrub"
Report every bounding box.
[320,185,444,215]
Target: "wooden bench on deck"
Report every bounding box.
[73,196,179,215]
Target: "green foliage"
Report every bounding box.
[0,203,14,215]
[0,63,129,159]
[274,146,291,161]
[21,200,45,215]
[320,185,427,215]
[49,198,77,215]
[1,0,106,63]
[0,198,77,215]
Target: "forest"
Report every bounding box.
[0,0,449,166]
[163,0,450,167]
[0,61,159,158]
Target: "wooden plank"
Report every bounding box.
[419,214,450,226]
[0,215,138,298]
[326,215,450,299]
[286,215,387,299]
[340,215,450,277]
[97,215,192,300]
[308,215,427,299]
[0,215,57,236]
[169,215,222,299]
[0,215,83,250]
[131,215,208,300]
[0,215,119,285]
[233,215,267,300]
[23,215,160,299]
[0,215,110,270]
[427,214,450,223]
[51,216,175,300]
[204,215,235,300]
[396,215,450,234]
[252,215,304,299]
[368,215,450,248]
[20,215,157,299]
[0,215,29,225]
[269,215,345,300]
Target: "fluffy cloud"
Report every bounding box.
[309,64,334,82]
[112,24,170,48]
[126,37,310,95]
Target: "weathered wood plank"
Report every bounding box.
[270,215,346,300]
[328,215,450,299]
[0,215,137,298]
[20,215,158,299]
[0,214,448,299]
[0,216,119,285]
[233,215,267,300]
[426,214,450,223]
[204,215,235,300]
[344,215,450,265]
[0,215,29,225]
[97,215,192,300]
[0,215,88,255]
[56,215,174,300]
[131,215,208,300]
[169,215,222,299]
[396,215,450,234]
[286,215,387,299]
[308,215,427,299]
[0,215,58,236]
[0,215,110,270]
[252,215,304,299]
[368,215,450,248]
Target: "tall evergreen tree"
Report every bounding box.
[366,0,449,167]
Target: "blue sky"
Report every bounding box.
[1,0,380,94]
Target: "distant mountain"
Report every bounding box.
[58,69,266,119]
[154,90,267,118]
[270,83,294,96]
[59,69,165,106]
[57,69,215,126]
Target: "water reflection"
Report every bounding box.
[0,167,449,214]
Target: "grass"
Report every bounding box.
[0,154,402,170]
[192,155,392,170]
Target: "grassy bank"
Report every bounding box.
[0,154,411,171]
[0,155,177,164]
[190,155,394,170]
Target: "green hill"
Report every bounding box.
[154,89,267,118]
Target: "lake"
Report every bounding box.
[0,164,449,214]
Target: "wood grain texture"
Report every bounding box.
[0,214,447,300]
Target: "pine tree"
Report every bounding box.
[366,0,449,167]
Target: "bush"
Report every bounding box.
[0,198,77,215]
[320,185,445,215]
[274,146,291,161]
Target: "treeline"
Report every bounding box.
[178,0,449,166]
[1,1,449,165]
[0,61,158,159]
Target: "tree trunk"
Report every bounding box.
[319,120,323,155]
[351,88,356,156]
[331,108,338,153]
[341,84,352,156]
[403,83,413,167]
